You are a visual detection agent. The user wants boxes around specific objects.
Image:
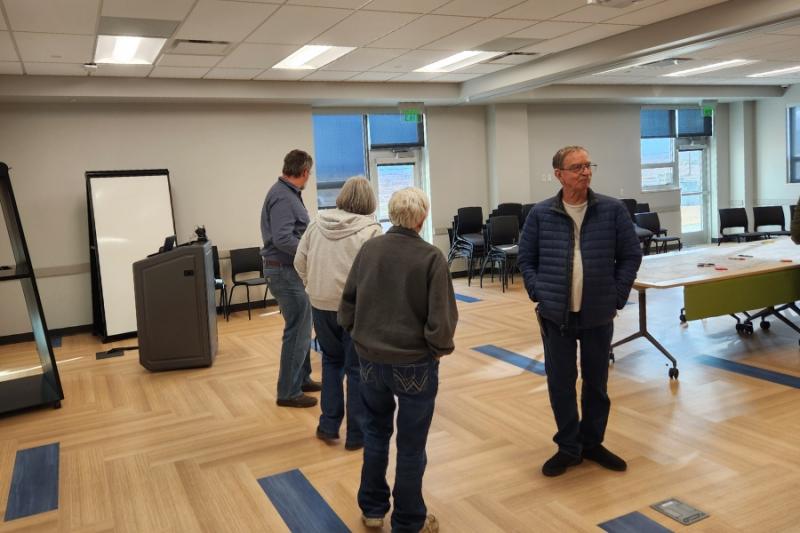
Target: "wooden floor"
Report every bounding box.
[1,276,800,532]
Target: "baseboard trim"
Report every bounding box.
[0,324,93,346]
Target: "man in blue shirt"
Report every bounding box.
[261,149,321,408]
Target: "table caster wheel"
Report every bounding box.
[744,323,754,335]
[609,351,615,363]
[679,313,686,323]
[760,320,770,330]
[668,367,679,379]
[735,323,743,333]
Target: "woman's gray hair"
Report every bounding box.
[388,187,429,230]
[336,176,376,215]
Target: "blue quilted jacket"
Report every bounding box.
[518,189,642,329]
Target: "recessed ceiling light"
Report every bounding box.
[747,65,800,78]
[663,59,752,77]
[95,35,166,65]
[415,51,503,73]
[272,45,355,70]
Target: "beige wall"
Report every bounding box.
[755,85,800,209]
[0,103,313,335]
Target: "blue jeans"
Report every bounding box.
[540,313,614,457]
[313,308,364,445]
[264,264,312,401]
[358,356,439,533]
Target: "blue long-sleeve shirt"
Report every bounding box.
[260,177,309,265]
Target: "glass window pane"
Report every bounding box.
[642,166,673,189]
[641,138,675,165]
[681,194,703,233]
[678,150,703,193]
[792,159,800,184]
[641,109,675,138]
[368,114,422,147]
[677,108,711,137]
[376,164,415,222]
[312,114,366,184]
[791,107,800,158]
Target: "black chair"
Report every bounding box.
[621,198,653,254]
[228,247,268,320]
[212,246,229,321]
[447,207,486,286]
[635,202,650,214]
[718,208,768,244]
[753,206,791,237]
[479,215,519,292]
[495,202,522,218]
[635,212,681,253]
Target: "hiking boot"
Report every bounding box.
[542,450,582,477]
[582,445,627,472]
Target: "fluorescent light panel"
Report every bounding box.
[415,51,502,73]
[272,45,355,70]
[95,35,166,65]
[663,59,751,77]
[748,65,800,77]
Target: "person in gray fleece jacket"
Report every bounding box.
[339,187,457,533]
[295,177,382,450]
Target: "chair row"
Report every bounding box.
[719,206,792,243]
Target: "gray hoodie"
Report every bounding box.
[294,208,382,311]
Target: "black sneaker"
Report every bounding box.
[344,441,363,451]
[542,450,582,477]
[582,445,627,471]
[276,394,318,408]
[316,427,339,442]
[302,379,322,392]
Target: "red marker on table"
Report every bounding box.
[780,259,793,263]
[715,266,728,271]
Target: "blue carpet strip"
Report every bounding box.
[258,469,349,533]
[696,355,800,389]
[455,293,481,303]
[4,443,60,521]
[598,511,673,533]
[472,344,546,376]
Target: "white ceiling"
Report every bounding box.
[0,0,798,104]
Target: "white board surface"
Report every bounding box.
[90,174,174,337]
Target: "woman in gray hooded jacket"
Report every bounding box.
[295,176,382,450]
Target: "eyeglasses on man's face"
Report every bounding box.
[560,163,597,173]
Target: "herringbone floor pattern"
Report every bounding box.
[1,276,799,532]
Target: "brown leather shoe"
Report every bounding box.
[276,394,318,408]
[301,379,322,392]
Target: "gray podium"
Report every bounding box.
[133,241,217,371]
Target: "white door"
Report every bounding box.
[678,146,710,244]
[369,151,425,235]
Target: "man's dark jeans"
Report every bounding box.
[357,356,438,533]
[540,313,614,457]
[312,308,364,445]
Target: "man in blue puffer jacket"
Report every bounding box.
[519,145,642,477]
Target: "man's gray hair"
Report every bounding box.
[389,187,429,230]
[552,145,587,170]
[336,176,376,215]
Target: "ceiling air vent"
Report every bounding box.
[170,39,232,56]
[587,0,641,8]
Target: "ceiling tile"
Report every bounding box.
[150,66,210,78]
[247,5,351,45]
[92,64,153,77]
[0,32,17,61]
[431,72,478,81]
[0,62,22,74]
[24,62,88,76]
[286,0,368,7]
[364,0,449,13]
[158,54,222,67]
[368,14,479,49]
[605,0,727,26]
[553,0,661,23]
[423,18,534,51]
[205,67,263,79]
[770,22,800,37]
[0,13,5,30]
[301,70,359,81]
[489,52,538,65]
[509,20,591,40]
[494,0,585,21]
[321,47,408,70]
[520,23,636,55]
[390,71,440,81]
[457,62,511,74]
[349,71,397,81]
[4,0,99,35]
[14,33,94,63]
[102,0,195,21]
[371,49,452,72]
[434,0,524,18]
[255,69,308,80]
[175,1,280,42]
[216,43,296,68]
[312,11,418,47]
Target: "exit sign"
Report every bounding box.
[403,109,421,122]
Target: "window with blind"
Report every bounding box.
[790,106,800,183]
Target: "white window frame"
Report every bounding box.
[641,137,679,192]
[789,106,800,184]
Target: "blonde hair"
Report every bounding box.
[336,176,376,215]
[388,187,429,230]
